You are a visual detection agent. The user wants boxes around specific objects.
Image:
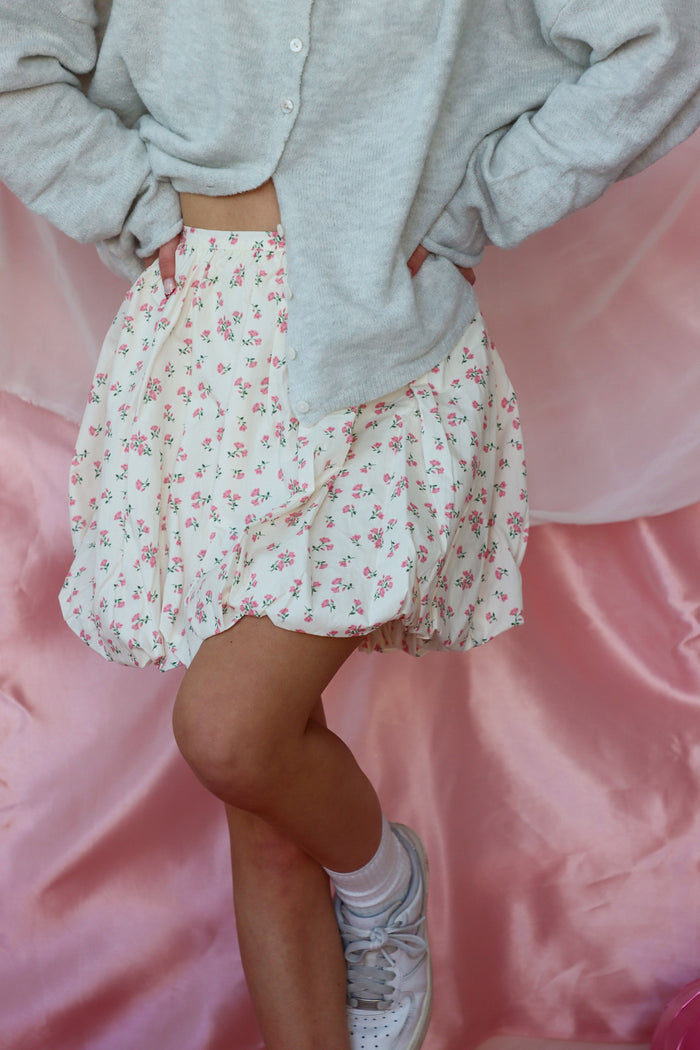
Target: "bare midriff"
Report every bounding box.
[179,178,282,232]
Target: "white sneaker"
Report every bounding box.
[334,823,432,1050]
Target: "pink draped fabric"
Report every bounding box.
[2,132,700,1050]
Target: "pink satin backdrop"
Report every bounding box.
[2,131,700,1050]
[3,392,699,1050]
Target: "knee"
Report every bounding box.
[172,684,284,807]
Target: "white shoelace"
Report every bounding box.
[342,921,426,1010]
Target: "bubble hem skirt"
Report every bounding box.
[60,227,529,671]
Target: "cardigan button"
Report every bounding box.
[296,400,310,415]
[281,97,295,114]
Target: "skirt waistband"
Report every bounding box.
[179,225,286,254]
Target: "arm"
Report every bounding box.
[0,0,181,278]
[423,0,700,267]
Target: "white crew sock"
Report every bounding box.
[324,817,412,924]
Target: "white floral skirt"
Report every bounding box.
[60,227,528,671]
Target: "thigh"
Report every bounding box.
[175,615,361,746]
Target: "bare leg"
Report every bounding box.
[172,617,383,1050]
[173,616,382,872]
[226,705,350,1050]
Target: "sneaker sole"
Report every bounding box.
[391,823,433,1050]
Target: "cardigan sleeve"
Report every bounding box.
[0,0,181,278]
[423,0,700,267]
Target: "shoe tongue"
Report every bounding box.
[344,897,400,931]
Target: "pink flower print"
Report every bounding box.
[321,597,337,612]
[350,598,365,617]
[244,329,262,347]
[250,487,270,507]
[274,550,295,571]
[217,317,235,340]
[376,575,393,598]
[368,527,384,549]
[352,482,372,500]
[469,510,484,534]
[457,569,475,591]
[277,309,288,333]
[129,431,151,456]
[231,264,245,287]
[479,543,496,564]
[507,511,525,536]
[140,543,158,567]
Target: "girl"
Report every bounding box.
[0,3,698,1049]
